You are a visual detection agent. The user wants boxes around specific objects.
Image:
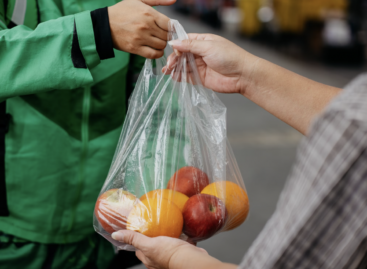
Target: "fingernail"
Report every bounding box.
[168,40,182,47]
[174,49,182,56]
[112,231,124,242]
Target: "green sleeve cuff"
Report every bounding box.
[74,11,100,69]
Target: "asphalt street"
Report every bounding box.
[132,6,367,268]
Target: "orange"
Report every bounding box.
[126,197,183,238]
[201,181,249,231]
[140,189,189,212]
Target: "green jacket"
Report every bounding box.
[0,0,145,244]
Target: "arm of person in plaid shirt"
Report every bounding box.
[239,74,367,269]
[111,35,364,269]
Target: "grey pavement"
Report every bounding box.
[131,6,367,268]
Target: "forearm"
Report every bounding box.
[171,250,237,269]
[180,259,237,269]
[241,53,341,135]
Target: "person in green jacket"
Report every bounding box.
[0,0,175,268]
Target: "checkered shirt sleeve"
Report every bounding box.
[239,73,367,269]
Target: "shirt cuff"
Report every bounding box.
[90,7,115,60]
[74,11,101,69]
[72,22,87,69]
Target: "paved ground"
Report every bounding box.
[132,6,367,268]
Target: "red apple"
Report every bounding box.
[182,194,228,241]
[94,189,138,234]
[167,166,210,197]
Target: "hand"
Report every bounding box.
[164,34,341,135]
[111,230,232,269]
[108,0,176,59]
[163,34,260,94]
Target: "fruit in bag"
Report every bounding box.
[182,193,228,240]
[140,189,189,212]
[167,166,210,197]
[126,197,183,238]
[93,20,249,250]
[202,181,249,231]
[94,189,138,234]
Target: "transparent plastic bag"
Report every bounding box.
[93,20,249,250]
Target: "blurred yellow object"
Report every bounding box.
[238,0,348,35]
[238,0,262,36]
[273,0,348,33]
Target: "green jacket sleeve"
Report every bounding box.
[0,11,100,101]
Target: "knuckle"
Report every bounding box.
[146,50,162,59]
[125,43,135,53]
[146,52,155,59]
[143,11,152,18]
[138,22,150,31]
[124,233,134,245]
[132,34,141,42]
[159,41,167,50]
[143,6,153,17]
[156,50,164,59]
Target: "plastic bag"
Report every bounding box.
[93,20,249,250]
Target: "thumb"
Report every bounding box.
[140,0,176,6]
[112,230,150,249]
[168,39,212,57]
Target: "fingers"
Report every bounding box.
[197,247,208,255]
[149,36,167,50]
[112,230,150,250]
[187,33,212,41]
[152,10,171,31]
[138,46,164,59]
[140,0,176,7]
[168,39,213,57]
[167,34,224,56]
[165,53,178,70]
[135,250,148,264]
[151,23,169,41]
[187,33,226,42]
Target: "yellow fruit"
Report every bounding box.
[201,181,249,231]
[126,197,183,238]
[140,189,189,212]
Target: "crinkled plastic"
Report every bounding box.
[93,20,249,250]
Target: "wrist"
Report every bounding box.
[239,51,262,98]
[169,248,222,269]
[107,6,117,49]
[196,258,237,269]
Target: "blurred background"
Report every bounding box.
[173,0,367,64]
[133,1,367,268]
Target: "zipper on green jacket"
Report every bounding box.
[66,86,91,242]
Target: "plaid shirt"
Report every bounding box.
[239,73,367,269]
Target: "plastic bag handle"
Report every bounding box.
[145,20,187,76]
[169,20,189,41]
[144,59,154,76]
